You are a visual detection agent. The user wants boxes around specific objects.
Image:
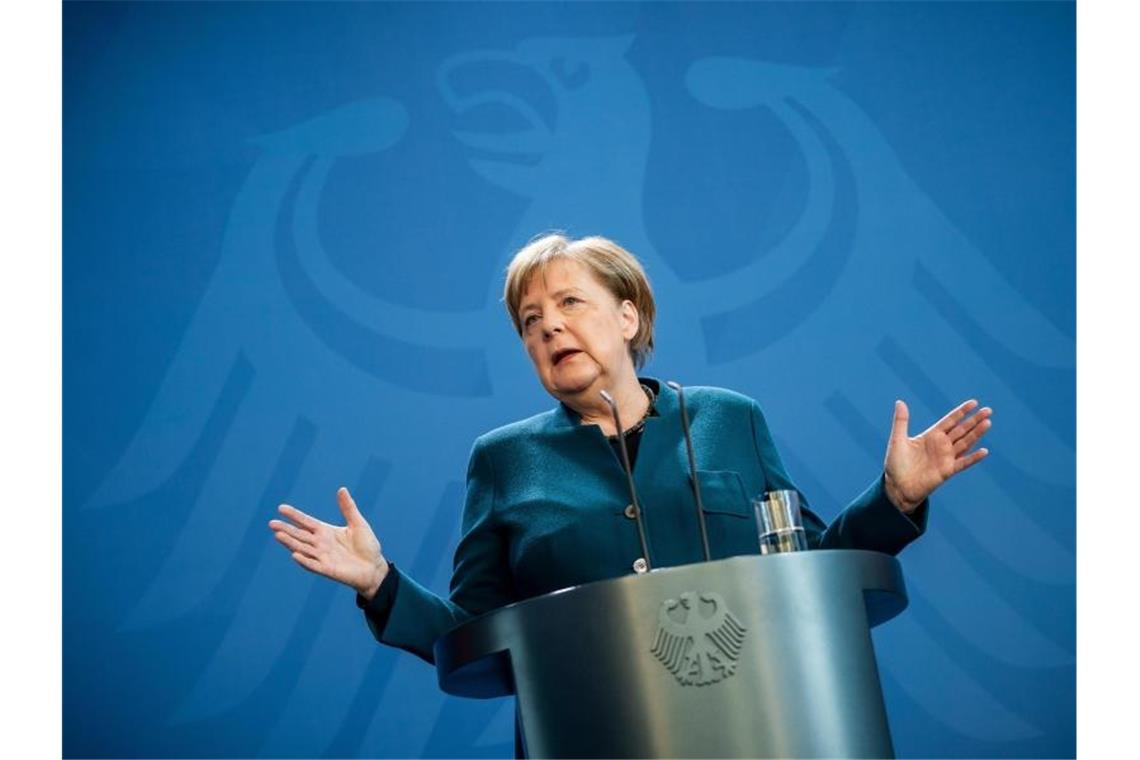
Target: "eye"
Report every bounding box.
[551,57,589,91]
[523,314,539,328]
[562,295,582,306]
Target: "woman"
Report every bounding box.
[268,233,991,664]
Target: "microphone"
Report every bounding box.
[600,389,653,572]
[666,381,712,562]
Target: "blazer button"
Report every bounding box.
[632,557,648,574]
[624,504,638,519]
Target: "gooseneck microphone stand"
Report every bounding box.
[667,380,712,562]
[600,389,653,571]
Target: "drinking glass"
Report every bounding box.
[754,489,809,554]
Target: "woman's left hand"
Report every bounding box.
[883,399,992,513]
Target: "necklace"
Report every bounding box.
[607,383,656,440]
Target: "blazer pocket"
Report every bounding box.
[695,470,752,518]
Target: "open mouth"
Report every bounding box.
[437,52,555,161]
[552,349,582,366]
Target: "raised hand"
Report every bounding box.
[268,487,389,599]
[883,399,993,513]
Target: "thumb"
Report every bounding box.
[890,399,910,444]
[337,486,363,526]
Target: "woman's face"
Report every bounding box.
[518,258,639,402]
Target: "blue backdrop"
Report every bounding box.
[64,2,1075,757]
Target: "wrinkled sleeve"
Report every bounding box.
[748,399,927,556]
[357,438,515,664]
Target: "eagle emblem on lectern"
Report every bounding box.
[650,591,747,686]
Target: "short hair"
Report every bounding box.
[503,233,656,370]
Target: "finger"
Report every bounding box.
[277,504,320,533]
[954,447,989,475]
[291,551,326,576]
[274,530,321,560]
[269,520,318,547]
[936,399,980,434]
[953,417,993,455]
[949,407,992,443]
[277,533,323,562]
[337,487,363,526]
[889,400,910,443]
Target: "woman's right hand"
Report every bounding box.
[268,487,389,600]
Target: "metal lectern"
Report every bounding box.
[434,550,907,758]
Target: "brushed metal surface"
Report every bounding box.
[435,550,907,758]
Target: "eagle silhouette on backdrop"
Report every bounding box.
[85,34,1073,756]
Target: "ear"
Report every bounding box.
[619,299,640,341]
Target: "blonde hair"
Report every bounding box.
[503,233,656,370]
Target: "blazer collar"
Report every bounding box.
[552,376,678,431]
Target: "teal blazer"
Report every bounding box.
[363,378,926,663]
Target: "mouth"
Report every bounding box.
[437,52,555,160]
[552,348,582,366]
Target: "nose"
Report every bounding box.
[541,314,565,340]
